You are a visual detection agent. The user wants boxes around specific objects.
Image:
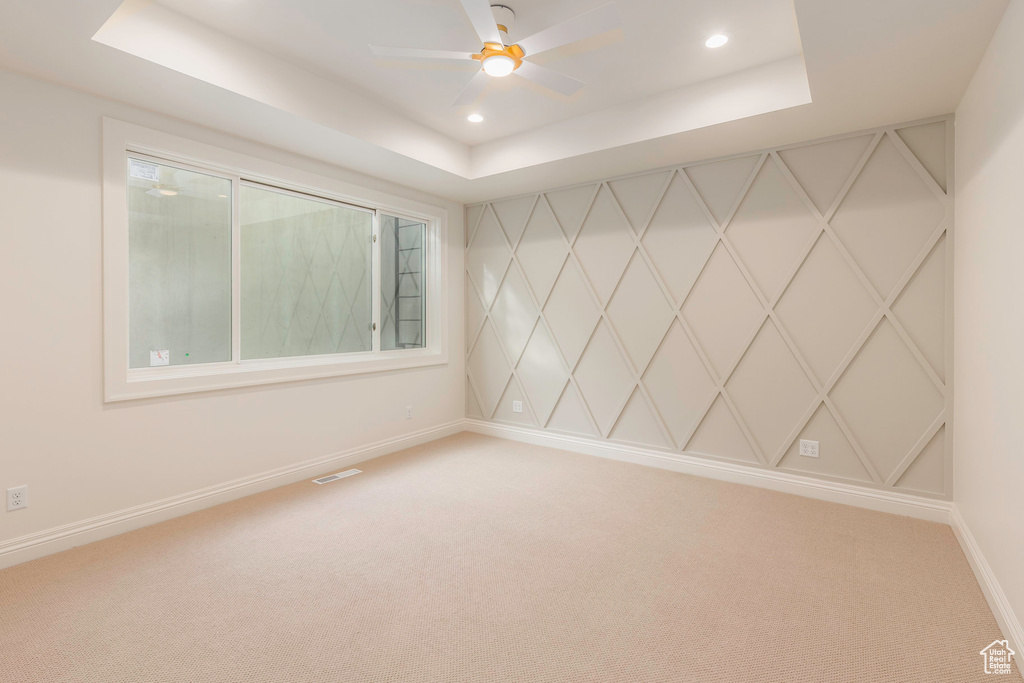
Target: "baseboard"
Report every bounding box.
[5,416,1019,658]
[0,420,465,570]
[464,419,954,522]
[465,419,1023,653]
[949,504,1023,654]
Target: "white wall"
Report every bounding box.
[0,69,464,557]
[954,0,1024,644]
[466,120,952,498]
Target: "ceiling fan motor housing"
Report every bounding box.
[474,42,524,75]
[476,4,520,75]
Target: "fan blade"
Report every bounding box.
[370,45,475,61]
[460,0,503,46]
[452,69,490,107]
[516,3,620,57]
[515,61,584,96]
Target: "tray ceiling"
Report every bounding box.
[0,0,1008,201]
[154,0,805,146]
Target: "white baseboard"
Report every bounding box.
[949,504,1023,654]
[464,419,954,522]
[0,420,464,570]
[465,419,1022,654]
[4,416,1019,659]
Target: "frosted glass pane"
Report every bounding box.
[128,158,232,369]
[381,215,426,350]
[241,185,372,359]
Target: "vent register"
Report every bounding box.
[313,469,362,485]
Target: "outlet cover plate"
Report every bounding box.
[799,440,819,458]
[7,485,28,511]
[512,400,523,414]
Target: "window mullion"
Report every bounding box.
[231,175,242,364]
[371,210,382,353]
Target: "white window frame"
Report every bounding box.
[102,118,448,402]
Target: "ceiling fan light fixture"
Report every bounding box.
[705,34,729,48]
[482,54,515,77]
[370,0,618,105]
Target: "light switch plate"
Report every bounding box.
[799,439,819,458]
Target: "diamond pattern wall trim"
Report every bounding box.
[466,118,953,498]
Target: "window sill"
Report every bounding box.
[107,349,447,402]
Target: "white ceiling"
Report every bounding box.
[0,0,1009,203]
[87,0,811,179]
[156,0,803,145]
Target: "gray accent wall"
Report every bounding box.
[466,118,953,498]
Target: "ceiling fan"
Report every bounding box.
[369,1,621,107]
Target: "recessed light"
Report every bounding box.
[705,34,729,48]
[467,113,484,123]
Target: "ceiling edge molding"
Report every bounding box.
[92,0,473,177]
[470,55,811,178]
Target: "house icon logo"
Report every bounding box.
[980,640,1016,675]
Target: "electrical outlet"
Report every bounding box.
[799,440,819,458]
[512,400,523,414]
[405,405,413,420]
[7,485,28,512]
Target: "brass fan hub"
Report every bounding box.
[472,42,525,71]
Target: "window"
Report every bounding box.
[128,159,233,368]
[380,215,427,351]
[104,119,447,401]
[239,183,373,360]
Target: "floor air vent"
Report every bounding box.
[313,469,362,485]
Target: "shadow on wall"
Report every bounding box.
[955,10,1024,188]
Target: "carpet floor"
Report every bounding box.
[0,432,1018,682]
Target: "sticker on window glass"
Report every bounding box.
[150,349,170,366]
[129,159,160,182]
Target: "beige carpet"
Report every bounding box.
[0,432,1018,682]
